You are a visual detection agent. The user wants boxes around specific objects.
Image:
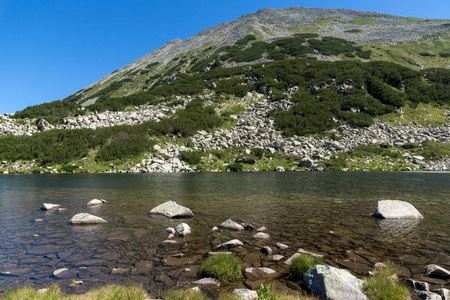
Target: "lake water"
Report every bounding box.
[0,172,448,297]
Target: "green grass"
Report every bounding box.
[348,17,376,26]
[261,26,275,36]
[200,253,241,284]
[289,254,323,279]
[244,29,264,41]
[1,284,149,300]
[377,103,449,127]
[364,262,409,300]
[345,29,363,34]
[165,288,208,300]
[315,16,343,26]
[288,25,321,34]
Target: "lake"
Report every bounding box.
[0,172,448,297]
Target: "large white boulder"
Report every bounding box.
[69,213,107,225]
[149,201,194,218]
[40,203,61,210]
[303,265,369,300]
[374,200,423,219]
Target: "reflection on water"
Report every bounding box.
[377,219,422,239]
[0,172,448,295]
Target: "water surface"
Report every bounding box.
[0,172,448,296]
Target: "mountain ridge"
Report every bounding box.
[68,6,450,105]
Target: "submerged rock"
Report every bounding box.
[374,200,423,219]
[253,232,270,240]
[86,199,107,206]
[303,265,369,300]
[149,201,194,218]
[193,277,220,287]
[220,218,244,231]
[69,213,107,225]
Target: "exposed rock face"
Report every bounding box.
[374,200,424,219]
[149,201,194,218]
[69,213,107,225]
[303,265,369,300]
[86,199,107,206]
[40,203,61,211]
[220,218,244,231]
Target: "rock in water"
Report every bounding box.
[303,265,369,300]
[374,200,423,219]
[149,201,194,218]
[220,218,244,231]
[86,199,107,206]
[425,264,450,279]
[40,203,61,210]
[175,223,191,236]
[233,289,258,299]
[69,213,107,225]
[217,239,244,249]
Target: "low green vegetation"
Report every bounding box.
[378,102,449,127]
[200,253,241,284]
[289,254,323,279]
[12,100,86,123]
[165,288,208,300]
[364,262,409,300]
[0,284,149,300]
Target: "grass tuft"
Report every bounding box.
[289,254,323,279]
[364,262,409,300]
[201,253,241,284]
[165,288,208,300]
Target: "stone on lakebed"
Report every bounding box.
[40,203,61,211]
[69,213,107,225]
[149,201,193,218]
[86,199,107,206]
[374,200,423,219]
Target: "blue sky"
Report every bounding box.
[1,0,449,114]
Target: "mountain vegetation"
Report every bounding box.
[1,7,449,173]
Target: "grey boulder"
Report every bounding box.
[175,223,191,236]
[303,265,369,300]
[374,200,423,219]
[149,201,194,218]
[425,264,450,279]
[69,213,107,225]
[220,218,244,231]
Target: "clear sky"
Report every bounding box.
[1,0,449,114]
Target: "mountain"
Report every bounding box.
[64,6,450,106]
[1,6,449,174]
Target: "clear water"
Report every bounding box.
[0,172,448,296]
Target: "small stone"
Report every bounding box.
[163,240,177,244]
[272,254,284,261]
[86,199,107,206]
[217,239,244,249]
[298,248,324,258]
[193,277,220,287]
[407,279,430,291]
[233,288,258,299]
[220,219,244,231]
[253,232,270,240]
[166,227,176,234]
[275,242,289,250]
[69,213,107,225]
[241,223,254,230]
[176,223,191,236]
[416,290,443,300]
[35,219,43,222]
[256,226,267,232]
[167,233,174,239]
[211,226,218,232]
[41,203,61,210]
[260,246,273,255]
[432,289,449,300]
[53,268,69,277]
[191,286,201,292]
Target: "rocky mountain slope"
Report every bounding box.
[1,6,450,174]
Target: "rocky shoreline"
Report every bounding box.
[1,95,449,174]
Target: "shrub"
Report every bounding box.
[201,253,241,284]
[180,150,203,165]
[289,254,323,279]
[364,262,409,300]
[228,162,244,172]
